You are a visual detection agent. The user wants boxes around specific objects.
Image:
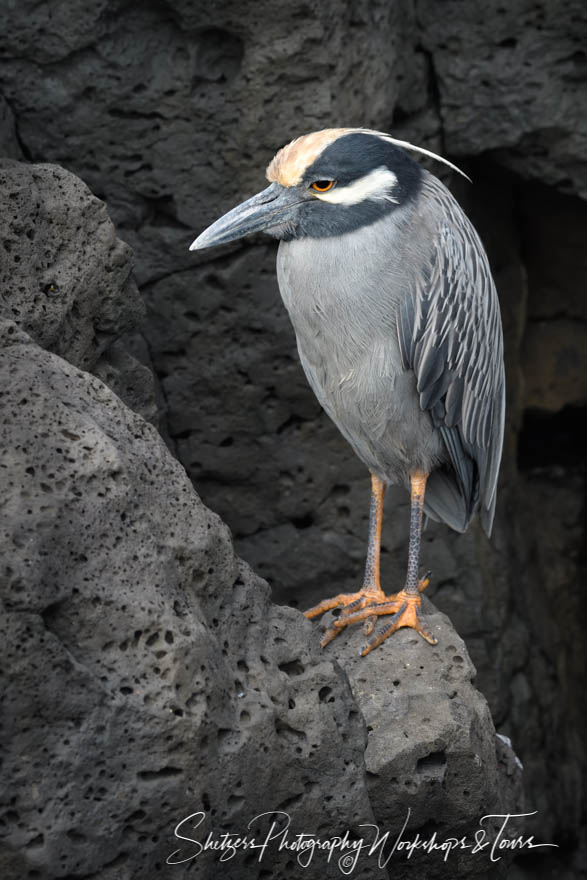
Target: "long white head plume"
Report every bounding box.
[362,129,472,182]
[266,127,472,188]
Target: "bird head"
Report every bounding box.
[190,128,468,250]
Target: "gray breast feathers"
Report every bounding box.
[277,176,505,536]
[276,214,412,435]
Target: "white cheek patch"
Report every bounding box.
[314,166,399,205]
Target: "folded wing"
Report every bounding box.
[396,184,505,535]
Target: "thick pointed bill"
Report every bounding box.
[189,183,304,251]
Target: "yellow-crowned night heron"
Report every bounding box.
[190,128,505,655]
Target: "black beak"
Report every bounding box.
[189,183,305,250]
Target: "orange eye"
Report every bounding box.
[311,180,335,192]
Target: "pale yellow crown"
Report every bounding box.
[266,128,353,187]
[265,127,469,187]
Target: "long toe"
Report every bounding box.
[305,585,404,648]
[306,578,435,652]
[318,600,400,648]
[304,586,387,620]
[331,597,403,632]
[359,592,437,656]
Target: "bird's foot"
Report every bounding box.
[305,574,434,653]
[304,585,389,631]
[356,589,438,656]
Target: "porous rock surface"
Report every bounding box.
[0,321,379,880]
[417,0,587,198]
[326,607,523,880]
[0,162,519,880]
[0,159,156,424]
[2,0,586,872]
[0,160,379,880]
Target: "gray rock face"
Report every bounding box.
[0,159,156,423]
[0,162,520,880]
[518,183,587,411]
[418,0,587,199]
[0,93,22,159]
[326,607,523,880]
[0,161,140,370]
[2,0,586,875]
[0,318,382,880]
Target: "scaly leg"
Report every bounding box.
[306,471,436,654]
[329,471,437,655]
[305,474,395,646]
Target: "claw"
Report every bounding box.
[307,470,435,655]
[359,592,438,656]
[362,615,377,636]
[305,573,434,654]
[320,627,340,648]
[305,586,386,621]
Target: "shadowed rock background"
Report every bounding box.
[1,0,586,877]
[0,161,522,880]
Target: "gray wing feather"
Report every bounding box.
[398,181,505,536]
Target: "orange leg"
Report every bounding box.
[305,470,437,654]
[305,473,387,628]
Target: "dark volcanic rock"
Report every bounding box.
[0,161,522,880]
[0,160,140,370]
[0,159,156,423]
[518,182,587,412]
[325,605,523,879]
[0,320,381,880]
[418,0,587,199]
[1,0,586,876]
[0,162,383,880]
[0,93,22,159]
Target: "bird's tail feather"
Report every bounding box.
[424,468,471,533]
